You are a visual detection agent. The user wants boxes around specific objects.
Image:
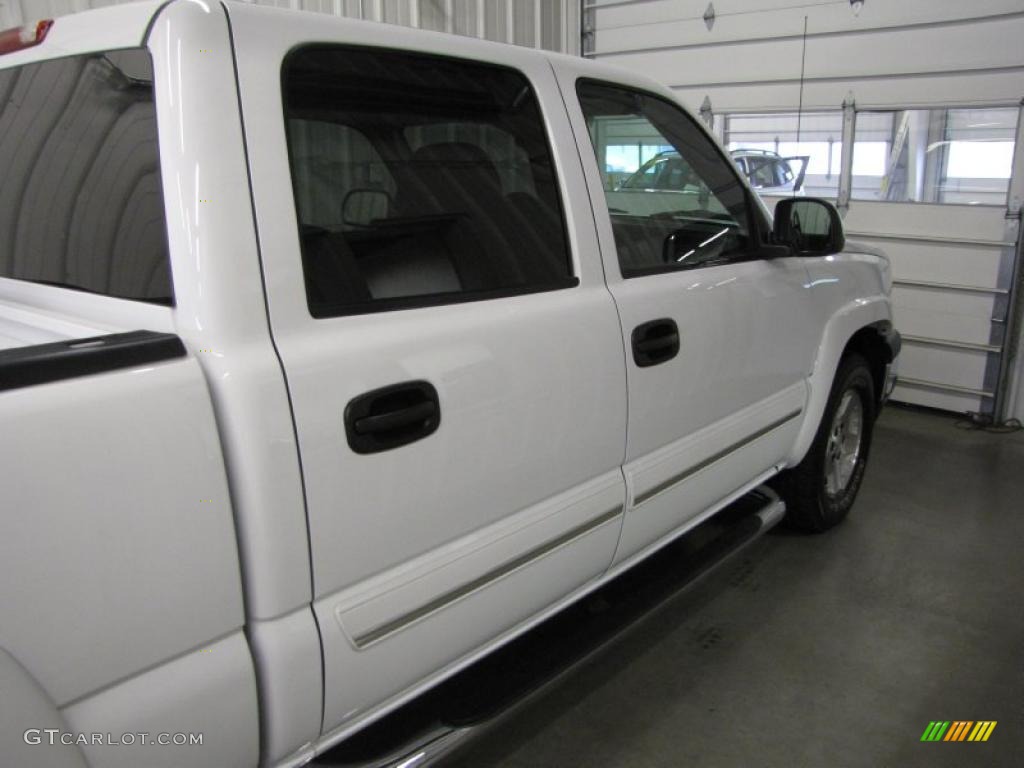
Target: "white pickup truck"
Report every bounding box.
[0,3,900,767]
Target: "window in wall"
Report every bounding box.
[282,46,574,317]
[596,131,674,189]
[941,108,1017,205]
[605,144,641,178]
[642,143,674,163]
[849,110,907,201]
[724,112,843,197]
[851,107,1017,205]
[578,80,753,275]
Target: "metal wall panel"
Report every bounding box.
[2,0,578,52]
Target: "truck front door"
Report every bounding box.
[558,68,821,564]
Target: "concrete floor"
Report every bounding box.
[445,407,1024,768]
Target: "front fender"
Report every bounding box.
[786,251,894,466]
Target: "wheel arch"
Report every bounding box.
[0,646,88,768]
[786,298,895,467]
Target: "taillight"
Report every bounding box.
[0,20,54,56]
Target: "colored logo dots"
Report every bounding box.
[921,721,997,742]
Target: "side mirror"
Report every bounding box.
[773,197,845,256]
[342,188,391,227]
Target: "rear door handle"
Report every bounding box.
[631,318,680,367]
[344,380,440,454]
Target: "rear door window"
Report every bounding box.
[282,46,574,317]
[0,50,171,304]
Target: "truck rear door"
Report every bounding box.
[228,6,627,737]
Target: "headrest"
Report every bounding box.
[409,142,502,191]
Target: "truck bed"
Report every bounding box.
[0,282,181,391]
[0,295,117,352]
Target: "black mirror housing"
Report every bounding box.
[773,197,845,256]
[342,188,392,227]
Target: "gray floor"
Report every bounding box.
[446,407,1024,768]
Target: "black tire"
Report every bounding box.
[771,353,876,532]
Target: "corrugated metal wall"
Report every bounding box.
[0,0,580,53]
[587,0,1024,422]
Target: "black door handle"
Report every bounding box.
[632,318,680,367]
[636,334,679,355]
[354,401,437,435]
[345,380,440,454]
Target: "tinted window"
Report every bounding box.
[577,81,752,275]
[621,153,696,191]
[0,50,171,304]
[283,46,574,317]
[289,120,396,231]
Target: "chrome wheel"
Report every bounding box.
[824,389,864,497]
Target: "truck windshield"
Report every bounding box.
[0,49,172,305]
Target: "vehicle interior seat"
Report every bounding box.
[300,140,571,308]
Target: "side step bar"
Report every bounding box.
[313,487,786,768]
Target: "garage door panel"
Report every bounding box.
[891,384,982,414]
[892,289,997,346]
[672,70,1024,114]
[899,346,990,393]
[872,242,1004,289]
[594,0,1024,54]
[841,200,1012,411]
[843,202,1009,243]
[600,18,1024,93]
